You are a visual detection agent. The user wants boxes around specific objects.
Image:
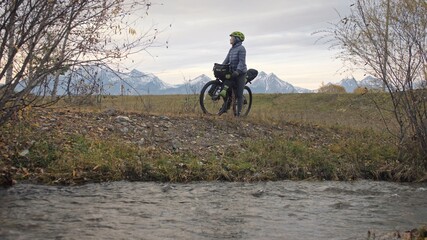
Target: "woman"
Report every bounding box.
[220,31,247,117]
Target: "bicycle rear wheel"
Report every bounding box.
[230,86,252,117]
[199,80,224,115]
[241,86,252,116]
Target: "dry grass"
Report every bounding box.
[61,92,396,131]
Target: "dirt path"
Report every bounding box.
[21,108,295,156]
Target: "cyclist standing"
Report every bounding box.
[220,31,247,117]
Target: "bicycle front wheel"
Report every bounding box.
[199,80,223,115]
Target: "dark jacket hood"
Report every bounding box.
[232,36,243,46]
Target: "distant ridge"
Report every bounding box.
[52,67,312,95]
[328,76,384,93]
[8,65,399,95]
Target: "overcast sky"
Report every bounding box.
[124,0,360,90]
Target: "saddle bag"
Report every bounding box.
[246,69,258,83]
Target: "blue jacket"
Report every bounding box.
[223,40,247,74]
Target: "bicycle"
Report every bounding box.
[199,63,258,116]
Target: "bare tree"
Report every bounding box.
[0,0,161,125]
[318,0,427,165]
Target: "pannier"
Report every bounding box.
[213,63,231,80]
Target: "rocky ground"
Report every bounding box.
[24,108,286,155]
[2,107,305,186]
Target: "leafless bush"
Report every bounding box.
[317,0,427,164]
[0,0,161,125]
[181,79,200,113]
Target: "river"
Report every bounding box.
[1,180,426,240]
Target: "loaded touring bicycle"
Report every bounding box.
[199,63,258,116]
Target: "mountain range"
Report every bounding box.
[62,67,313,95]
[333,76,384,93]
[100,69,387,95]
[2,66,392,95]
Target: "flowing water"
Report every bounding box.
[0,180,426,240]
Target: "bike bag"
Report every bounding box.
[246,68,258,83]
[213,63,231,80]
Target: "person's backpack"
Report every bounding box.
[213,63,231,80]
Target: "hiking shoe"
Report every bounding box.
[218,106,227,115]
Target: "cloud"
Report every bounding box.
[124,0,356,90]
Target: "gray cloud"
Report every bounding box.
[126,0,357,89]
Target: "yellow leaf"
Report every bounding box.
[128,28,136,35]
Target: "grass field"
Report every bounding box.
[73,92,395,131]
[1,92,425,186]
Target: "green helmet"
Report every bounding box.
[230,31,245,41]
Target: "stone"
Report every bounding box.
[116,116,131,122]
[104,108,117,116]
[137,138,145,146]
[19,149,30,157]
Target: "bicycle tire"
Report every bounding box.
[241,86,252,116]
[230,86,252,117]
[199,80,223,115]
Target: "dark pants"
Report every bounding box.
[224,73,246,116]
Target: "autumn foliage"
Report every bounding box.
[318,84,346,93]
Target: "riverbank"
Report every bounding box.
[1,106,426,187]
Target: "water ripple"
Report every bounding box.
[0,180,426,240]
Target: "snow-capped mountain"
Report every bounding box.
[162,74,212,94]
[108,69,174,95]
[129,69,174,90]
[338,77,358,93]
[250,72,308,93]
[328,76,384,93]
[358,76,383,90]
[54,67,174,95]
[358,76,426,90]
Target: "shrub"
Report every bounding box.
[318,84,346,93]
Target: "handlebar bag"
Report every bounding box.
[213,63,231,80]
